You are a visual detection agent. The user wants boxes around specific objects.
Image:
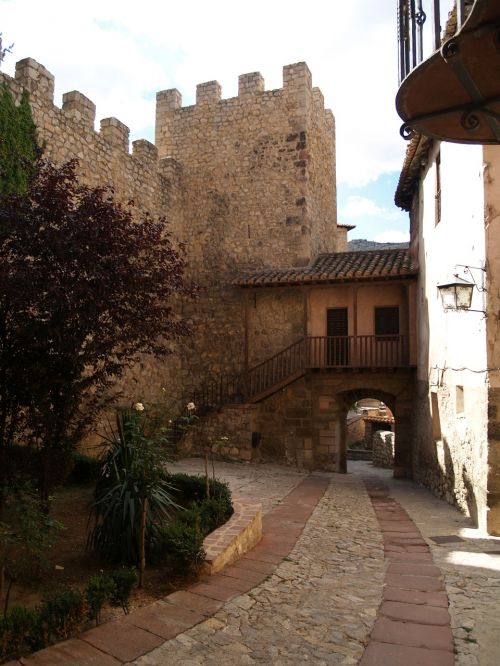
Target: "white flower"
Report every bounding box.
[133,402,145,412]
[186,402,196,412]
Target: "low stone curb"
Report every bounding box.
[202,500,262,574]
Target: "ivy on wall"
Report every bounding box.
[0,83,38,196]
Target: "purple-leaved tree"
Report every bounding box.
[0,159,193,502]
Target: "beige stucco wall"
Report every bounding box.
[306,283,416,364]
[411,140,489,530]
[483,145,500,533]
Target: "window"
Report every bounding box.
[431,391,442,440]
[456,385,464,414]
[374,307,400,337]
[435,150,441,225]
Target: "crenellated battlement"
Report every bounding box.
[62,90,96,128]
[15,58,54,102]
[154,62,334,162]
[0,57,168,180]
[238,72,265,97]
[156,62,314,118]
[196,80,222,105]
[100,117,130,153]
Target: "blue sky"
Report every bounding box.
[0,0,454,242]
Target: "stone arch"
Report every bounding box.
[336,388,396,472]
[308,371,414,476]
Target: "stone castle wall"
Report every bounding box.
[154,62,338,388]
[0,58,183,405]
[1,58,338,411]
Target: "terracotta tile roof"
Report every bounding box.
[235,249,418,287]
[364,415,395,424]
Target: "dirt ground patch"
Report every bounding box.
[6,484,198,623]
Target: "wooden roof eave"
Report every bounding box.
[235,272,419,289]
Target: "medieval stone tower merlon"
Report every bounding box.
[155,62,337,278]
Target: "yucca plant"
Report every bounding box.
[87,407,178,585]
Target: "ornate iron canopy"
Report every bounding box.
[397,0,500,144]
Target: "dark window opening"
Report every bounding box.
[326,308,349,365]
[375,307,400,338]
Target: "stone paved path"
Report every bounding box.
[10,459,500,665]
[360,475,454,665]
[130,469,384,665]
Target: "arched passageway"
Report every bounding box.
[344,396,395,469]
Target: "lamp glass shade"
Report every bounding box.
[455,283,474,309]
[438,277,474,310]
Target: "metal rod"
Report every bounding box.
[431,0,441,50]
[410,0,417,69]
[457,0,466,30]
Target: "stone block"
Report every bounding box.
[100,117,130,153]
[196,80,221,105]
[62,90,96,127]
[15,57,54,101]
[238,72,264,96]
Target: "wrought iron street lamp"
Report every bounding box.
[438,275,474,310]
[437,264,486,313]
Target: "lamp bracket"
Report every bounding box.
[455,264,487,292]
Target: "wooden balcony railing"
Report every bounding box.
[192,335,410,409]
[307,335,410,369]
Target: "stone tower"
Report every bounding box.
[155,63,338,387]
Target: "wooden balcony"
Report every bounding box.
[193,336,411,409]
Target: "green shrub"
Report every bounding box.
[85,573,116,626]
[151,521,205,573]
[166,473,207,505]
[199,498,232,534]
[68,453,100,485]
[40,586,85,641]
[0,604,44,661]
[87,409,178,564]
[109,567,138,614]
[168,473,233,514]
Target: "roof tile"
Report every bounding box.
[235,249,418,287]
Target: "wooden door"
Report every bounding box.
[327,308,349,365]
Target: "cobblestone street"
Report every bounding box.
[127,459,500,666]
[14,459,500,665]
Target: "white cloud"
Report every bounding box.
[0,0,407,185]
[340,196,401,221]
[374,230,410,243]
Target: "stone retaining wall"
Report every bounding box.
[372,430,395,468]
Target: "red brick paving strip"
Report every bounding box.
[15,475,328,665]
[359,476,455,666]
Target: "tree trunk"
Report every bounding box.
[3,574,13,617]
[138,497,148,588]
[204,451,210,499]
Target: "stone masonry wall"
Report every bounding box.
[155,63,337,391]
[373,431,395,468]
[247,287,305,367]
[1,57,339,458]
[412,379,488,531]
[0,58,181,406]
